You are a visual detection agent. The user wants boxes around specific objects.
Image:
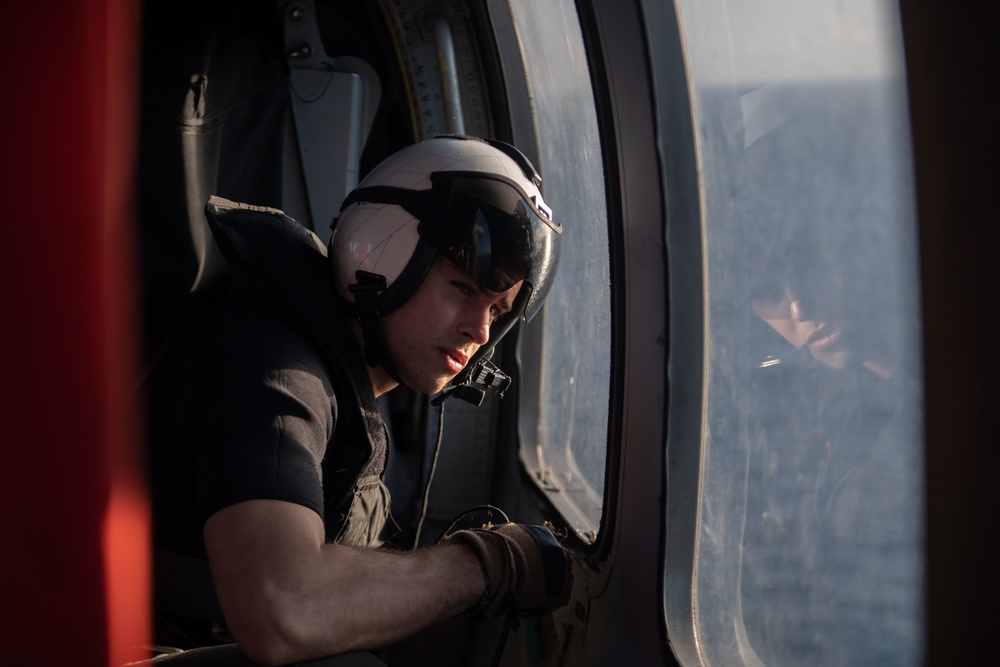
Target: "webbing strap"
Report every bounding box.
[348,270,387,368]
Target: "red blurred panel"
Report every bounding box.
[0,2,149,665]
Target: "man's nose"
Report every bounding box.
[789,297,808,322]
[461,306,491,346]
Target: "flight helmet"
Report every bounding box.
[330,134,562,400]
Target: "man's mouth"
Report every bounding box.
[442,348,469,373]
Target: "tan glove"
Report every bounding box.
[444,522,574,618]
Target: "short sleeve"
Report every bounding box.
[181,299,336,524]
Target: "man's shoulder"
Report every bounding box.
[155,292,339,394]
[206,292,324,351]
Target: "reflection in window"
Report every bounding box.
[509,0,610,540]
[670,1,924,665]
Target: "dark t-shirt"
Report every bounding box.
[147,292,386,560]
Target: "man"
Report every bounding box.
[740,136,921,666]
[144,135,571,666]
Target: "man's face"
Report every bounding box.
[752,286,853,370]
[379,257,522,394]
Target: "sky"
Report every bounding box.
[677,0,906,84]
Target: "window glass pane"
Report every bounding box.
[670,0,925,664]
[510,0,610,539]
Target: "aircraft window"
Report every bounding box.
[663,0,925,664]
[509,0,610,542]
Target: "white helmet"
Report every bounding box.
[330,134,562,397]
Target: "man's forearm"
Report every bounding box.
[204,499,483,666]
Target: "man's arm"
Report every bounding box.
[204,498,483,667]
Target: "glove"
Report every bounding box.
[444,522,574,618]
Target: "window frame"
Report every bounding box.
[487,0,616,548]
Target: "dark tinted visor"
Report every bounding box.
[340,171,561,322]
[418,171,560,322]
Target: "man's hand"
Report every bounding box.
[443,523,574,618]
